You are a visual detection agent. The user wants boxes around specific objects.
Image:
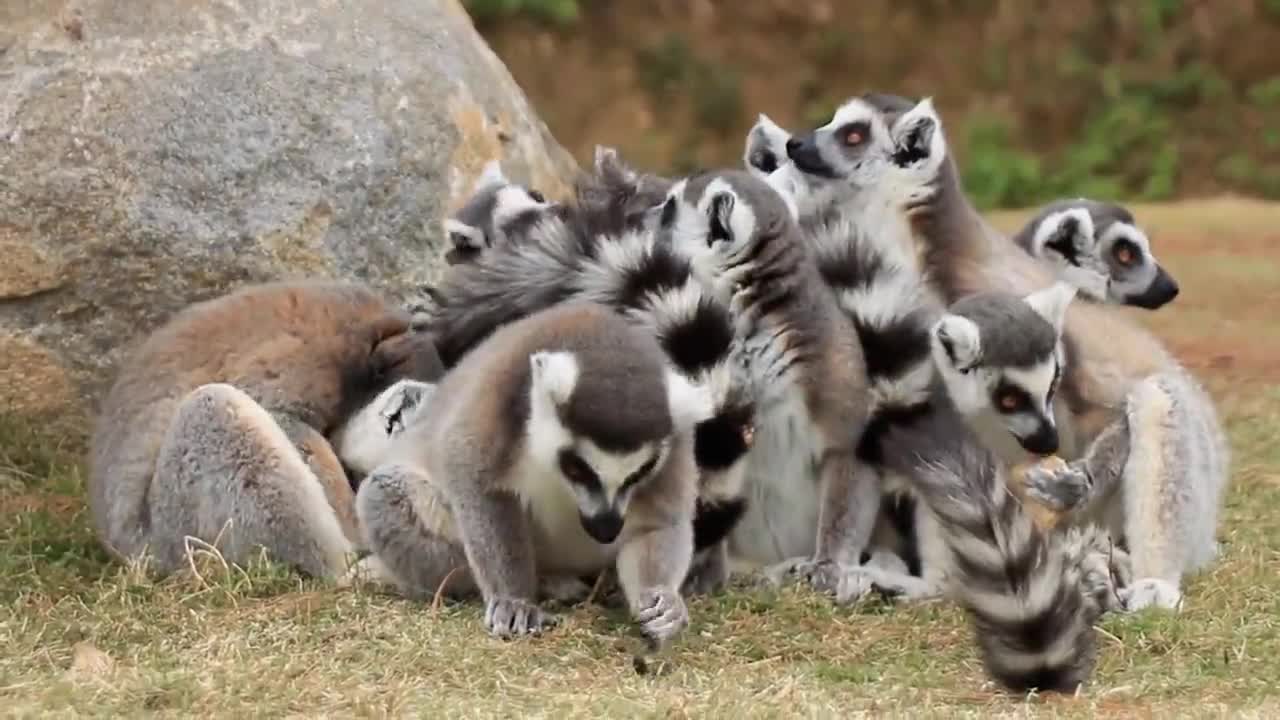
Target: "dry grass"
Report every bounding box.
[3,197,1279,717]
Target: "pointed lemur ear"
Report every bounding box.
[592,145,637,184]
[477,159,507,189]
[443,219,486,251]
[707,191,735,245]
[1034,208,1095,264]
[657,195,679,229]
[664,370,716,430]
[529,350,579,407]
[1024,281,1078,333]
[744,113,791,177]
[892,97,941,166]
[933,314,982,372]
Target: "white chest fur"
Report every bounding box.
[727,385,824,566]
[515,458,618,576]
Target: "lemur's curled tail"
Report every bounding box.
[881,407,1124,694]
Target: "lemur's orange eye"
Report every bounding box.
[1115,246,1134,265]
[999,393,1021,411]
[845,130,864,145]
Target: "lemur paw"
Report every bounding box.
[483,596,559,638]
[1022,460,1092,512]
[1120,578,1183,612]
[762,557,845,597]
[538,575,594,605]
[634,586,689,647]
[835,566,941,605]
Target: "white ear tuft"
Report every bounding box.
[1024,281,1078,332]
[744,113,791,176]
[477,159,507,189]
[443,218,485,250]
[893,97,944,166]
[529,350,579,407]
[1032,208,1096,259]
[933,314,982,372]
[664,370,716,430]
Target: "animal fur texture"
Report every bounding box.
[796,92,1228,613]
[1011,199,1180,309]
[87,280,446,579]
[744,106,1137,693]
[418,152,756,596]
[655,168,878,594]
[354,301,711,646]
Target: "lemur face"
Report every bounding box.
[782,98,895,189]
[931,283,1078,457]
[744,94,950,218]
[655,169,796,300]
[526,349,714,545]
[443,160,557,266]
[1025,200,1180,309]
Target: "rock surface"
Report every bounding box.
[0,0,578,432]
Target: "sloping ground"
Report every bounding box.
[2,199,1279,717]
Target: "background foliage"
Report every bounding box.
[464,0,1280,209]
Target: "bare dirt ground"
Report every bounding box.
[2,197,1278,717]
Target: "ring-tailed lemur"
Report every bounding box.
[744,114,1181,314]
[356,302,713,645]
[871,285,1132,694]
[742,112,1115,603]
[786,92,1228,612]
[87,281,447,580]
[416,150,756,596]
[442,160,558,266]
[1011,199,1180,309]
[656,168,880,596]
[746,117,1132,690]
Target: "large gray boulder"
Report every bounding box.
[0,0,578,433]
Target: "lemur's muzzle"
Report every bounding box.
[1019,422,1060,456]
[1126,265,1180,310]
[786,133,838,178]
[579,510,624,544]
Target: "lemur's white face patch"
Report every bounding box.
[492,185,550,226]
[1099,221,1159,301]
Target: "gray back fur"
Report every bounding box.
[949,291,1058,369]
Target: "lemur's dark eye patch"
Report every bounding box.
[527,189,546,203]
[558,449,600,490]
[1112,238,1139,266]
[838,121,871,147]
[992,381,1031,414]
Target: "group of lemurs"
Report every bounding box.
[87,92,1228,694]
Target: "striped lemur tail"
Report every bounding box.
[880,405,1127,694]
